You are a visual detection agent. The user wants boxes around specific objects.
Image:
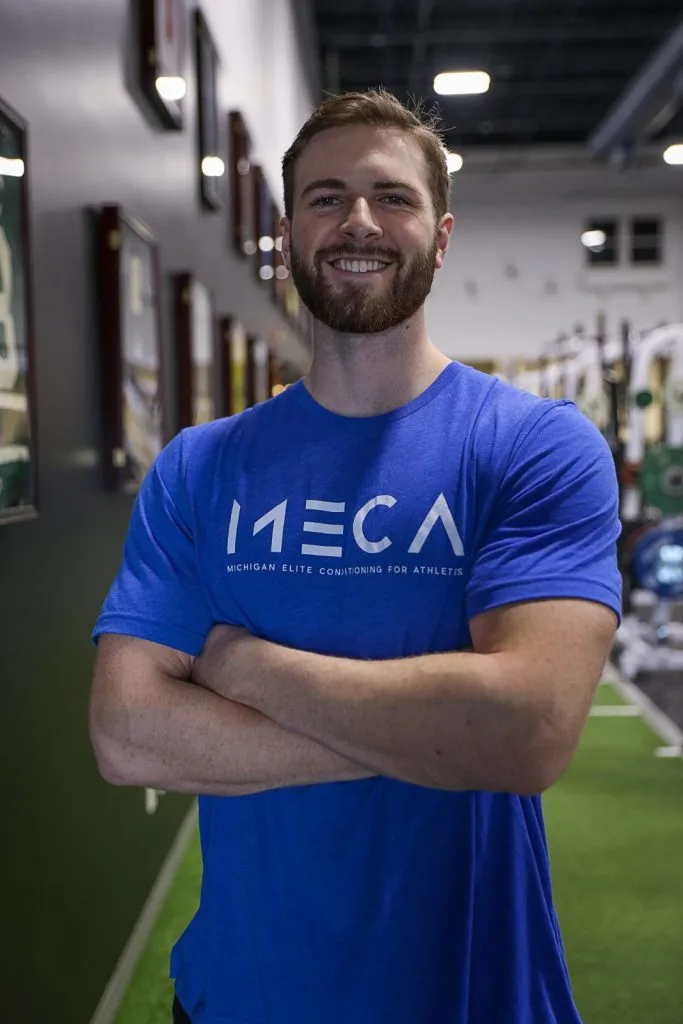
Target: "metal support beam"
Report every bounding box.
[587,17,683,159]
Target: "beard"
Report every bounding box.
[289,234,439,334]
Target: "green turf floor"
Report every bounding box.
[545,685,683,1024]
[590,681,629,706]
[113,682,683,1024]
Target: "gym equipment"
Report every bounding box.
[610,322,683,693]
[640,447,683,516]
[616,517,683,680]
[631,519,683,601]
[621,322,683,521]
[540,317,682,698]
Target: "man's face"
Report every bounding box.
[282,125,452,334]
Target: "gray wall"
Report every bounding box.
[0,2,308,1020]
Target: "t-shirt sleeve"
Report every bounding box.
[91,431,214,655]
[465,401,623,625]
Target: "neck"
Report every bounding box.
[303,309,451,418]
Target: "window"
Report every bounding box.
[584,218,619,266]
[631,217,662,265]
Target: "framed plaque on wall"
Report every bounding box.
[97,205,165,493]
[138,0,187,130]
[272,200,289,312]
[195,8,224,210]
[219,317,249,415]
[0,99,39,524]
[250,336,271,405]
[228,111,257,259]
[252,165,276,287]
[174,272,216,428]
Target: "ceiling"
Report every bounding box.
[309,0,683,152]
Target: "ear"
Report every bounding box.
[280,215,292,272]
[435,213,454,270]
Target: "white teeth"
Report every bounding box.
[334,259,388,273]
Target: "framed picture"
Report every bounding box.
[97,205,165,493]
[252,165,275,287]
[285,275,302,329]
[219,317,248,415]
[228,111,256,258]
[195,8,223,210]
[0,99,39,524]
[174,272,216,428]
[272,201,289,311]
[249,335,271,405]
[138,0,187,130]
[268,348,281,397]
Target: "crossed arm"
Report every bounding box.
[91,598,616,797]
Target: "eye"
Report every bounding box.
[310,195,340,207]
[381,194,410,205]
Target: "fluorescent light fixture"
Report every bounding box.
[581,229,607,250]
[201,156,225,177]
[663,143,683,165]
[0,157,25,178]
[446,152,464,174]
[434,71,490,96]
[155,76,186,101]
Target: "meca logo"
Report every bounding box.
[227,493,465,559]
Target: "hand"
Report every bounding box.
[192,623,263,703]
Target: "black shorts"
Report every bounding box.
[172,995,192,1024]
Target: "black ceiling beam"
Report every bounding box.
[406,0,435,97]
[339,48,658,76]
[319,21,675,48]
[338,74,629,98]
[363,0,683,13]
[422,112,596,131]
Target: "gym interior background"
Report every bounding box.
[1,1,682,1021]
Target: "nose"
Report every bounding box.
[339,197,382,242]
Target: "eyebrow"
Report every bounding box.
[299,178,422,200]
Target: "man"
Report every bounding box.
[89,89,621,1024]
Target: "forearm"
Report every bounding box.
[91,673,376,796]
[226,644,557,795]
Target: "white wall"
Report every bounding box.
[202,0,315,207]
[428,153,683,362]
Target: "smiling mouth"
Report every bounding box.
[328,258,393,275]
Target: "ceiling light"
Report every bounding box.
[434,71,490,96]
[201,156,225,177]
[446,152,464,174]
[0,157,24,178]
[155,76,186,101]
[663,143,683,166]
[581,229,607,250]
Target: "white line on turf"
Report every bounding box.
[601,659,683,757]
[589,705,642,717]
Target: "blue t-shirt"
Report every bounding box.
[93,361,622,1024]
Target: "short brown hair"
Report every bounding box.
[282,88,450,221]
